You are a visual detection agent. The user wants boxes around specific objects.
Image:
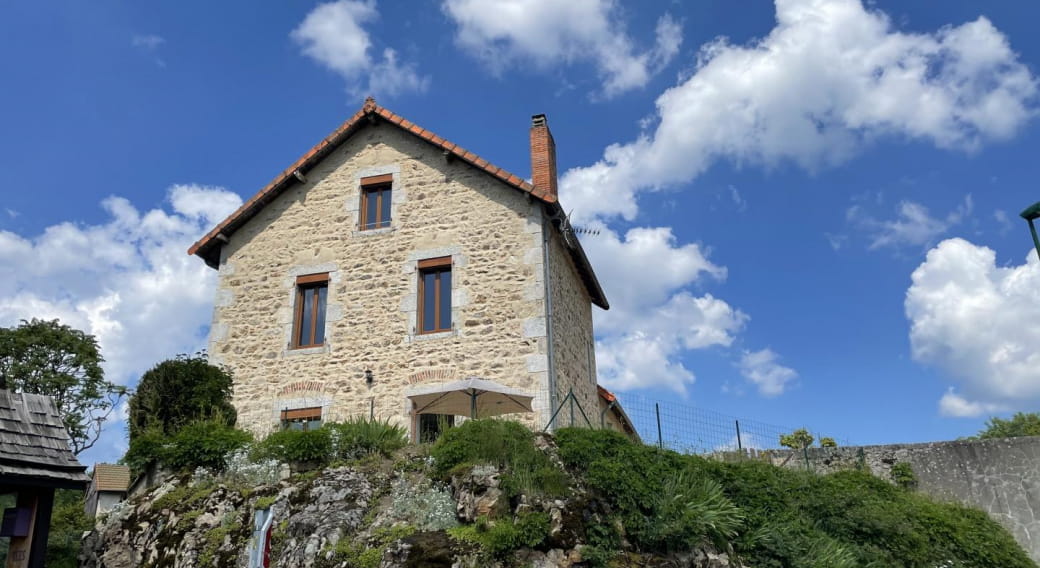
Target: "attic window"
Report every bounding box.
[360,174,392,230]
[293,273,329,348]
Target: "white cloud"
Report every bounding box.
[442,0,681,98]
[132,34,167,67]
[561,0,1036,224]
[583,225,747,394]
[906,238,1040,414]
[132,35,165,51]
[292,0,428,97]
[938,388,1006,418]
[849,195,972,251]
[738,348,798,397]
[0,185,242,388]
[993,209,1013,235]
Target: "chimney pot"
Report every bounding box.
[530,114,558,199]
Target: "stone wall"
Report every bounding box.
[207,122,580,437]
[546,230,599,428]
[767,436,1040,562]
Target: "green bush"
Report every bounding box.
[448,513,550,558]
[163,420,253,472]
[123,419,252,474]
[45,489,93,568]
[554,427,1034,567]
[430,419,569,498]
[890,462,917,489]
[252,428,333,466]
[327,416,407,460]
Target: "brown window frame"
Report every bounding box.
[292,273,329,349]
[280,407,322,431]
[417,256,452,335]
[359,174,393,231]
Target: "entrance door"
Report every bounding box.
[417,414,455,443]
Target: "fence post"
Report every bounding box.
[735,420,743,451]
[369,398,374,420]
[655,403,663,449]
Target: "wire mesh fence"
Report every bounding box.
[618,392,850,456]
[542,388,851,468]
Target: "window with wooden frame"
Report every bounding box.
[281,407,322,431]
[359,174,393,230]
[292,273,329,348]
[417,257,452,334]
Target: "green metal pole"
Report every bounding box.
[569,388,575,427]
[1029,218,1040,261]
[471,392,477,419]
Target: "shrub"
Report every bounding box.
[890,462,917,490]
[819,437,837,448]
[430,419,569,498]
[386,477,458,531]
[327,416,407,460]
[448,513,550,558]
[123,419,252,474]
[129,353,236,439]
[779,428,814,450]
[252,428,333,466]
[46,489,93,568]
[162,420,253,472]
[554,427,1034,567]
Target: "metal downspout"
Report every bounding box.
[542,213,558,430]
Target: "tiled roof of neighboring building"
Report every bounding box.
[92,463,130,492]
[597,385,639,438]
[0,389,90,487]
[187,97,608,309]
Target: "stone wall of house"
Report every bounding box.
[546,230,599,429]
[765,436,1040,562]
[208,122,563,437]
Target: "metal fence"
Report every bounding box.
[542,389,851,464]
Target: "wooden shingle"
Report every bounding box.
[0,389,89,487]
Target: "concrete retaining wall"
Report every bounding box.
[769,436,1040,561]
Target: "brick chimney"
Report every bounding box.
[530,114,558,199]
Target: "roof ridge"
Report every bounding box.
[187,98,552,262]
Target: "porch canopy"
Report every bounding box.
[406,378,534,419]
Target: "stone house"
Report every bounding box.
[188,97,611,441]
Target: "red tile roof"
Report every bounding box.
[187,97,607,309]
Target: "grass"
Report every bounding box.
[448,513,550,559]
[430,419,569,498]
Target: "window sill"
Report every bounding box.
[408,329,458,343]
[283,344,331,357]
[353,227,395,238]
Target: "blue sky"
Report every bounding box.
[3,0,1040,464]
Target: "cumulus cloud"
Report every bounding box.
[582,225,747,394]
[561,0,1037,223]
[738,348,798,397]
[0,184,241,386]
[906,238,1040,414]
[848,195,973,251]
[292,0,428,97]
[442,0,681,98]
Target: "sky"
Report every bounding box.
[3,0,1040,465]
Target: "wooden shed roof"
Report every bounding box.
[0,390,89,488]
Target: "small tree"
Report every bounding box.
[779,428,814,450]
[0,319,127,454]
[819,437,838,448]
[976,412,1040,439]
[128,353,237,439]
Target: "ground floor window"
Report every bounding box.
[281,407,322,431]
[417,413,455,443]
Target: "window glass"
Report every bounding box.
[300,287,315,345]
[438,270,452,331]
[378,187,392,227]
[418,413,455,443]
[422,271,437,332]
[314,285,327,345]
